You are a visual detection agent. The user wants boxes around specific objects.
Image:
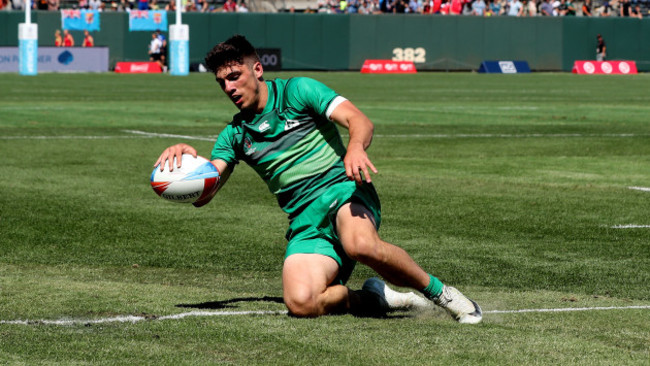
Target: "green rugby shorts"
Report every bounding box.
[284,180,381,285]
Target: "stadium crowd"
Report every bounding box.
[0,0,646,17]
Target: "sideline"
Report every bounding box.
[2,305,649,326]
[2,130,650,141]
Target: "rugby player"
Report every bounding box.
[155,35,482,323]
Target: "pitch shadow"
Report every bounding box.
[176,296,284,310]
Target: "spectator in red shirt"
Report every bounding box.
[222,0,236,11]
[82,30,94,47]
[63,30,75,47]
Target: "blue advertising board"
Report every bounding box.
[478,61,531,74]
[0,47,109,73]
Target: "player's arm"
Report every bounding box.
[329,100,378,184]
[193,159,231,207]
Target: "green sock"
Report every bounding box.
[421,274,444,300]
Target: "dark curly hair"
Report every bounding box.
[204,35,260,72]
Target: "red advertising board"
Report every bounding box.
[572,61,638,75]
[114,62,162,73]
[361,60,417,74]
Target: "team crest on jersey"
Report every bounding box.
[244,137,256,156]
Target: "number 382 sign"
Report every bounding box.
[392,47,426,63]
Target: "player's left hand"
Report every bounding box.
[344,142,378,184]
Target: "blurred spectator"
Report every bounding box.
[422,0,441,13]
[137,0,147,10]
[565,0,575,15]
[222,0,236,11]
[0,0,6,10]
[472,0,487,15]
[82,30,94,47]
[348,0,359,12]
[483,0,494,15]
[630,3,642,18]
[492,0,506,15]
[338,0,347,13]
[63,30,74,47]
[462,0,473,15]
[598,1,612,16]
[358,0,377,13]
[36,0,47,9]
[54,30,62,47]
[393,0,408,13]
[149,0,160,9]
[596,34,606,61]
[440,0,450,14]
[88,0,101,10]
[508,0,523,15]
[551,0,560,15]
[526,0,537,16]
[449,0,462,14]
[47,0,58,10]
[407,0,418,12]
[78,0,87,9]
[148,32,163,69]
[540,0,553,15]
[237,0,249,12]
[165,0,175,10]
[10,0,25,10]
[156,30,167,68]
[619,0,631,16]
[558,0,575,15]
[581,0,592,16]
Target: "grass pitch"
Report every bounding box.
[1,72,649,365]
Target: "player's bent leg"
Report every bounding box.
[282,253,352,317]
[335,202,430,290]
[336,202,482,323]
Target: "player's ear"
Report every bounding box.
[253,61,264,80]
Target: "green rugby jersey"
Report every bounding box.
[211,77,350,218]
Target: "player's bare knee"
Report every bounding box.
[344,234,381,263]
[284,294,320,318]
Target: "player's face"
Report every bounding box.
[215,60,264,112]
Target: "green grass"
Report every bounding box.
[1,72,649,365]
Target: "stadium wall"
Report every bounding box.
[1,11,648,72]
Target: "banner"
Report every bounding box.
[1,47,109,73]
[478,61,531,74]
[360,60,416,74]
[257,48,282,71]
[61,10,100,31]
[129,11,168,31]
[114,62,162,73]
[572,61,638,75]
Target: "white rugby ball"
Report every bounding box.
[150,154,220,203]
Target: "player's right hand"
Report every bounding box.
[154,143,197,172]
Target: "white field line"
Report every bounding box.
[484,305,650,314]
[1,305,648,326]
[628,186,650,192]
[0,135,150,140]
[121,130,216,141]
[2,131,649,141]
[611,225,650,229]
[125,130,650,140]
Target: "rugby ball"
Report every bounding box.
[150,154,220,203]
